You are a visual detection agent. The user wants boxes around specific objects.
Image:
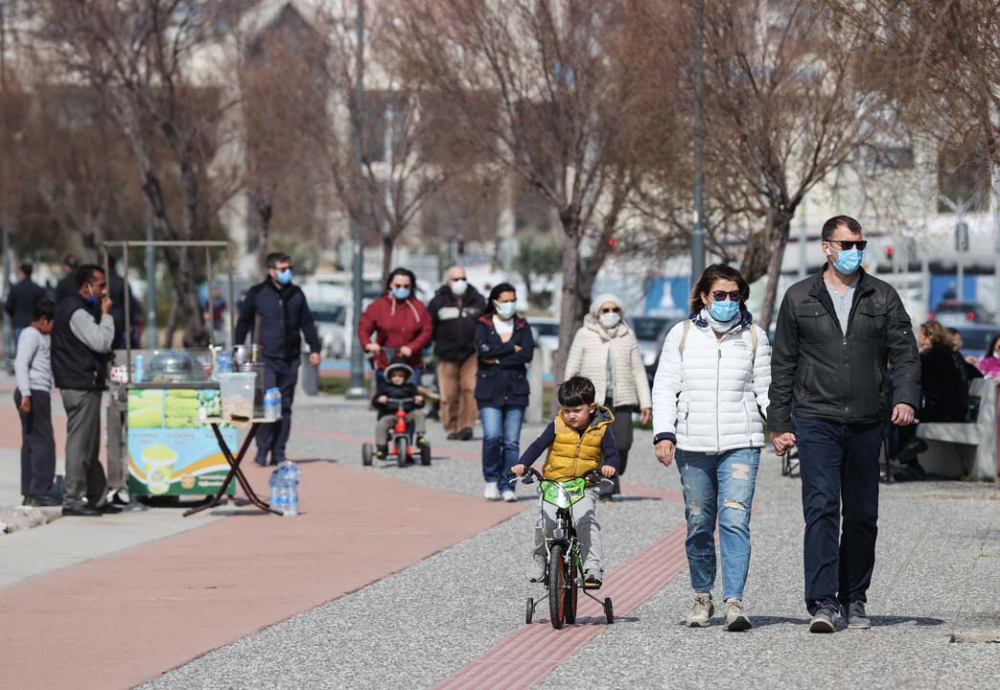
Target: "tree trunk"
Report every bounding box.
[551,217,583,408]
[758,215,792,331]
[381,232,395,286]
[253,194,273,271]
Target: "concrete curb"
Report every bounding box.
[0,505,61,535]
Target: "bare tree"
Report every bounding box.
[389,0,649,383]
[40,0,239,345]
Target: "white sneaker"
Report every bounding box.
[724,598,752,632]
[484,483,500,501]
[501,490,517,503]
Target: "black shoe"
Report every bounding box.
[809,606,842,633]
[254,453,268,467]
[846,601,872,629]
[96,503,124,514]
[62,505,103,517]
[459,427,474,441]
[26,494,62,507]
[447,431,460,440]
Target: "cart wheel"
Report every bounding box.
[395,436,409,468]
[420,443,432,466]
[564,557,578,624]
[604,598,614,625]
[362,443,374,466]
[525,597,534,625]
[547,544,566,630]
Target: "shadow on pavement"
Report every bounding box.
[871,616,945,627]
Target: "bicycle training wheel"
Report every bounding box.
[548,544,566,630]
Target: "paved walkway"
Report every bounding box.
[2,386,999,689]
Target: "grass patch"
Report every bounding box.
[319,377,362,396]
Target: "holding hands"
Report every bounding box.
[655,439,675,467]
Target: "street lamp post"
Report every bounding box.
[0,0,12,368]
[346,0,367,399]
[690,0,706,284]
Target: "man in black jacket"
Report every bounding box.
[52,265,118,517]
[427,266,486,440]
[235,252,321,466]
[769,215,920,633]
[5,264,47,355]
[55,255,80,304]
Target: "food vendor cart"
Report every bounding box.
[103,241,240,502]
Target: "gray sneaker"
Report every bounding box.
[724,598,752,632]
[846,601,871,630]
[686,593,714,628]
[527,554,547,582]
[809,606,842,633]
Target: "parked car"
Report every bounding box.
[311,303,349,360]
[630,316,681,384]
[929,300,995,328]
[531,317,561,354]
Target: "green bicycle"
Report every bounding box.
[513,467,614,629]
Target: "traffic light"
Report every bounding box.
[607,237,617,249]
[885,246,894,260]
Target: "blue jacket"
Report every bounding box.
[235,281,321,361]
[474,315,535,408]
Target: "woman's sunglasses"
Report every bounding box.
[828,239,868,250]
[711,291,741,302]
[600,307,621,314]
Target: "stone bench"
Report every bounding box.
[916,379,998,480]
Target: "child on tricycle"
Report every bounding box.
[372,361,429,462]
[511,375,619,589]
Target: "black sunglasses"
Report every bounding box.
[828,239,868,251]
[711,291,741,302]
[600,307,621,314]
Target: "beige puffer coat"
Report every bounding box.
[564,300,652,410]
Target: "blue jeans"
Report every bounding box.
[792,416,884,615]
[480,406,524,493]
[675,447,760,601]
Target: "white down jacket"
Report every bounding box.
[652,317,771,453]
[565,315,652,410]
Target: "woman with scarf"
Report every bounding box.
[651,264,771,632]
[358,267,433,382]
[564,293,652,501]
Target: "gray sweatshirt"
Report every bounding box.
[14,326,53,396]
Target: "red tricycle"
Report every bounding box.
[362,396,432,468]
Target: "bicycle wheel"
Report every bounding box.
[525,597,534,625]
[395,436,409,468]
[564,555,578,624]
[604,597,614,625]
[547,544,566,630]
[362,443,374,467]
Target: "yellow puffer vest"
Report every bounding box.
[542,406,614,481]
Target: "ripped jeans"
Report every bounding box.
[675,447,760,601]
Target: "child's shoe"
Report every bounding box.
[376,445,388,460]
[686,592,714,627]
[416,434,430,447]
[583,569,603,589]
[527,554,547,582]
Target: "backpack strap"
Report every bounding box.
[679,320,691,361]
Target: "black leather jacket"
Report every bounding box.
[768,268,921,432]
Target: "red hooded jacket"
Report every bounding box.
[358,294,433,369]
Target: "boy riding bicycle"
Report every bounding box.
[373,361,428,458]
[511,376,619,588]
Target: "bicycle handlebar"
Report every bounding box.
[507,467,612,486]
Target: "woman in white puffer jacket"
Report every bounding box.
[565,294,652,500]
[652,264,771,633]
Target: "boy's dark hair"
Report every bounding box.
[33,299,55,322]
[265,252,291,269]
[558,376,596,407]
[75,264,105,288]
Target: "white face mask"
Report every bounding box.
[450,279,468,296]
[494,301,516,320]
[599,312,621,329]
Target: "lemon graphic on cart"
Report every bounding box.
[142,444,178,495]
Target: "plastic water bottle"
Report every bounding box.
[134,355,144,383]
[279,460,299,517]
[268,467,281,508]
[273,484,288,516]
[264,387,281,421]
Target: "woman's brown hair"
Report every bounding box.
[921,320,953,348]
[689,264,750,314]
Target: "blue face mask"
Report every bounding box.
[832,248,863,275]
[276,269,292,285]
[392,287,411,300]
[494,301,517,320]
[709,299,740,322]
[84,285,99,306]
